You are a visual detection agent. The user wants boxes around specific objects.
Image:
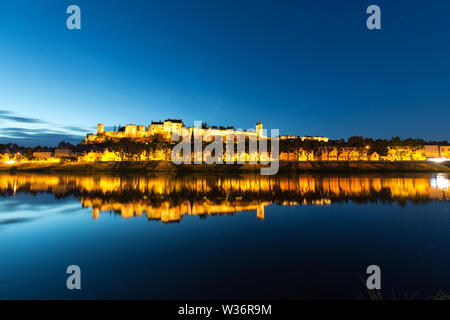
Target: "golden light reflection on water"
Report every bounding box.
[0,173,448,223]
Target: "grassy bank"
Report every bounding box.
[0,161,177,173]
[278,160,450,172]
[0,160,449,174]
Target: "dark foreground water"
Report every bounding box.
[0,172,449,300]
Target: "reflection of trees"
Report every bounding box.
[63,183,432,209]
[1,173,447,208]
[2,172,446,225]
[1,172,448,222]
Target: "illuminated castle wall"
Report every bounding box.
[85,119,265,143]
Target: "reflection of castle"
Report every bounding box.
[87,199,267,222]
[0,173,448,223]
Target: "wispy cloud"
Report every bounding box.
[0,110,48,124]
[0,217,38,226]
[0,109,89,146]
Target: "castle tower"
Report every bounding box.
[97,123,104,135]
[124,125,137,137]
[256,121,263,137]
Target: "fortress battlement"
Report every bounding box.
[85,119,265,143]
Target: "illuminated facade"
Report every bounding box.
[280,135,329,142]
[424,145,450,159]
[33,152,52,160]
[84,119,265,143]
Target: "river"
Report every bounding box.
[0,172,449,299]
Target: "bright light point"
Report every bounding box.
[428,157,448,163]
[437,177,449,190]
[431,174,449,190]
[5,160,15,164]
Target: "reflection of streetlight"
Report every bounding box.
[430,173,449,200]
[436,174,449,190]
[431,173,449,190]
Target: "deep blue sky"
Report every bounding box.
[0,0,449,146]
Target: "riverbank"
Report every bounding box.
[0,160,449,173]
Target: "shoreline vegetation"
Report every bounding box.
[1,160,449,174]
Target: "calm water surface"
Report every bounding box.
[0,172,449,299]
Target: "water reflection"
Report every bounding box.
[431,173,450,191]
[0,173,448,223]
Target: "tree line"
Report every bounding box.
[1,136,449,160]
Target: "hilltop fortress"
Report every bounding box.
[84,119,331,145]
[84,119,265,143]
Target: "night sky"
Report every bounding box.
[0,0,449,146]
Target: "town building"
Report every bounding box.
[54,147,73,158]
[424,145,440,158]
[424,145,450,159]
[440,145,450,158]
[33,152,53,161]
